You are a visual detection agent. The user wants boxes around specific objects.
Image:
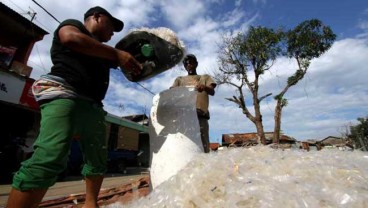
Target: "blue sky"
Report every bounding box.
[3,0,368,142]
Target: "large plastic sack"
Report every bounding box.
[148,87,203,189]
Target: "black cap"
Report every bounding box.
[183,54,198,65]
[84,6,124,32]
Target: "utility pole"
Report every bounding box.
[27,9,36,22]
[31,0,60,23]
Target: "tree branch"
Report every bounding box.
[259,93,272,102]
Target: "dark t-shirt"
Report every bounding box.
[49,19,115,103]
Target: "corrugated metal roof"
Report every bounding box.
[105,113,148,133]
[222,132,295,145]
[210,143,219,151]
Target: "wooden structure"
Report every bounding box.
[222,132,296,148]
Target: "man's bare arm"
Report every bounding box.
[58,25,141,75]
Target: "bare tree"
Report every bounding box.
[215,27,283,144]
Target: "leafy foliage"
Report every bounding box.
[287,19,336,60]
[349,116,368,150]
[241,27,283,73]
[285,19,336,86]
[215,19,336,143]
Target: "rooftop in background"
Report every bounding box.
[222,132,296,145]
[123,114,149,126]
[0,2,48,40]
[106,113,148,133]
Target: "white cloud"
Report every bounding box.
[159,0,205,29]
[208,37,368,141]
[221,8,245,28]
[3,0,368,143]
[358,20,368,30]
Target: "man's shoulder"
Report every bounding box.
[55,19,87,36]
[175,75,185,80]
[58,19,84,29]
[199,74,216,87]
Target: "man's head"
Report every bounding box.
[84,6,124,32]
[84,6,124,42]
[183,54,198,75]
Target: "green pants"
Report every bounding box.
[12,99,108,191]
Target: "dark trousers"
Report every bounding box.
[198,117,209,153]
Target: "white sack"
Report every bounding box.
[148,87,203,189]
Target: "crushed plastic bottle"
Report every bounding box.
[105,146,368,208]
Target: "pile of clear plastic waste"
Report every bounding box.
[107,146,368,208]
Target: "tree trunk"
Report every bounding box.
[256,121,267,145]
[253,95,267,145]
[273,100,282,143]
[358,135,367,151]
[254,113,266,145]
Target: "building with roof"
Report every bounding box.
[222,132,296,148]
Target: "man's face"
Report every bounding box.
[184,59,197,75]
[94,14,115,42]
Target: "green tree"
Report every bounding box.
[215,19,336,144]
[273,19,336,143]
[349,116,368,151]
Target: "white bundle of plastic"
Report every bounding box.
[130,27,186,51]
[106,146,368,208]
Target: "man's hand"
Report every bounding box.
[196,83,216,95]
[116,50,142,76]
[196,84,206,92]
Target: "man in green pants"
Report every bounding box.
[7,6,141,208]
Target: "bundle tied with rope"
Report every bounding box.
[115,27,186,82]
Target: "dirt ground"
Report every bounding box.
[0,170,149,207]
